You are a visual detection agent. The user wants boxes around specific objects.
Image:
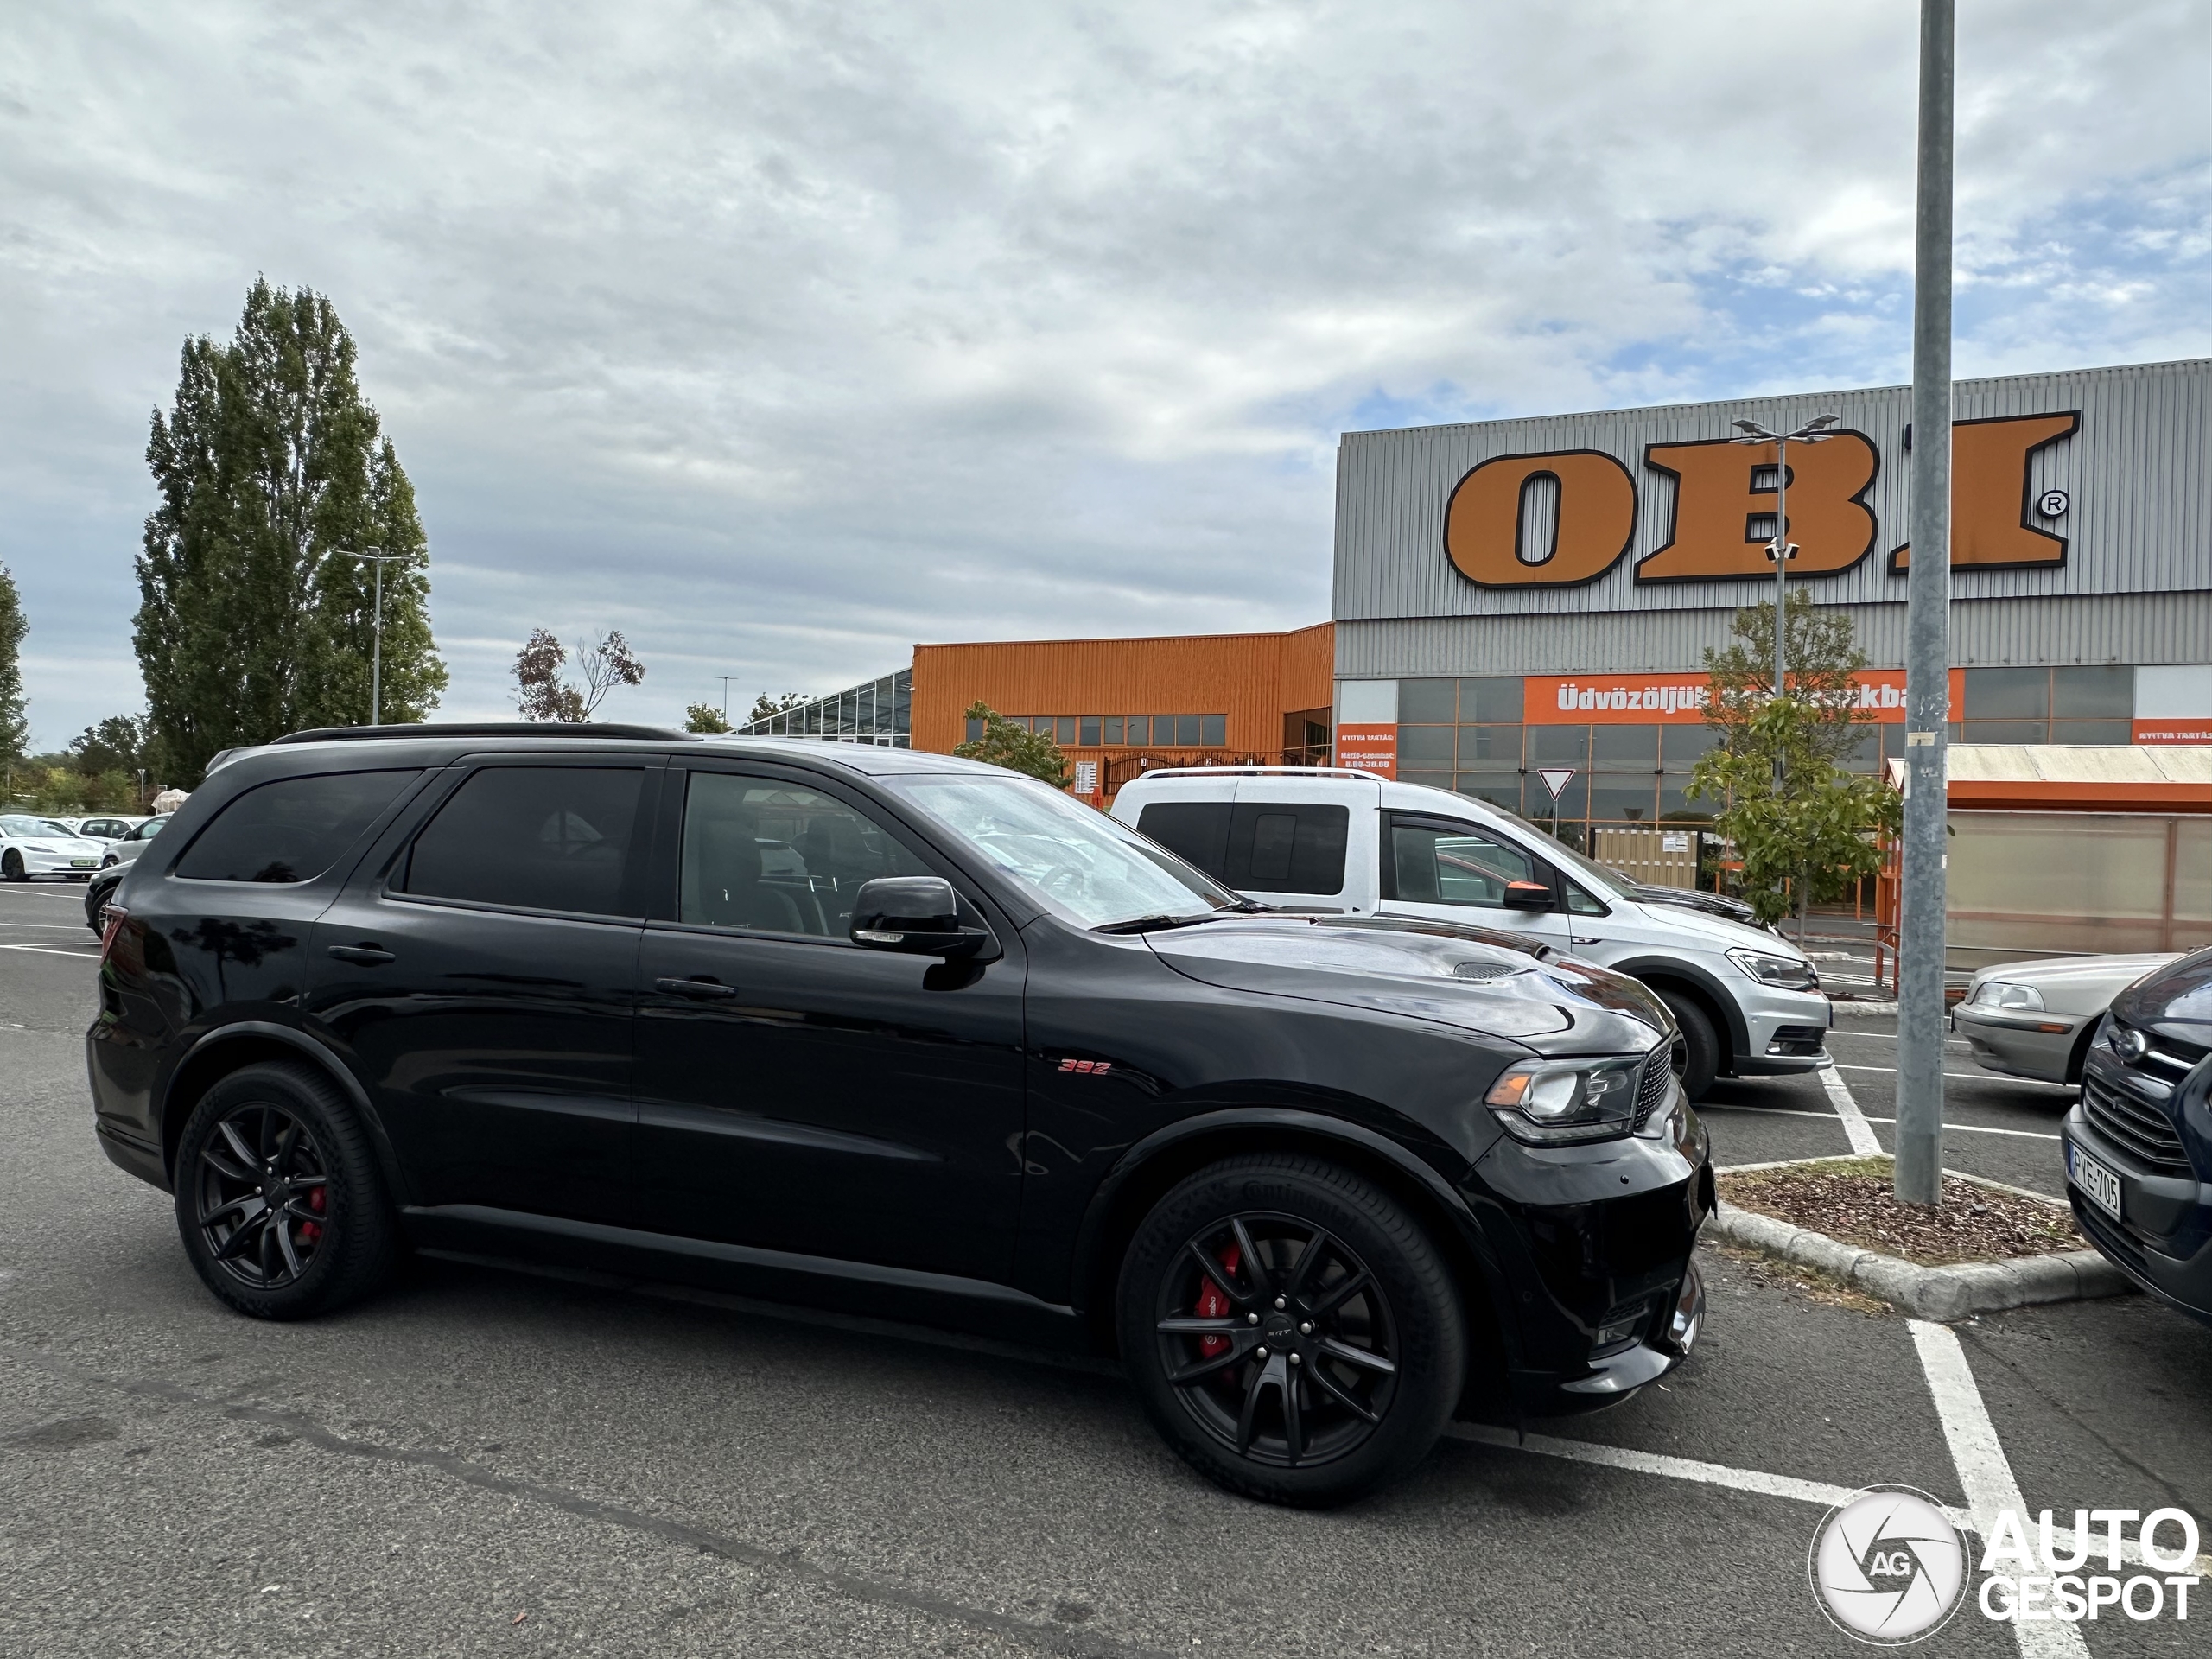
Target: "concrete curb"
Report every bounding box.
[1707,1198,2133,1321]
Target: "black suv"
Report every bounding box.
[2064,947,2212,1328]
[89,725,1711,1504]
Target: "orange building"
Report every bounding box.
[913,623,1333,804]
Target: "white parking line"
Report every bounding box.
[0,942,99,957]
[1835,1063,2075,1093]
[1446,1421,1864,1509]
[1698,1103,2059,1142]
[1911,1320,2089,1659]
[1821,1065,1882,1157]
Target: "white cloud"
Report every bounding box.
[1,0,2206,745]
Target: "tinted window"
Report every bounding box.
[1137,802,1234,880]
[174,771,419,885]
[681,772,929,938]
[1389,823,1536,908]
[1228,803,1348,895]
[402,767,644,917]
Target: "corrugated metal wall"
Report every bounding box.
[911,624,1334,754]
[1336,592,2212,679]
[1334,357,2212,625]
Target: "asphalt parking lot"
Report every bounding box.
[2,878,2206,1656]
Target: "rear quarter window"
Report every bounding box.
[1228,803,1348,895]
[174,771,422,884]
[1135,801,1234,882]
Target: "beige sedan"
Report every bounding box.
[1952,953,2181,1084]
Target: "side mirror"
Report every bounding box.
[849,875,993,958]
[1503,880,1556,912]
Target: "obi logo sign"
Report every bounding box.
[1444,412,2078,588]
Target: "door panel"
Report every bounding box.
[305,761,656,1224]
[632,768,1026,1282]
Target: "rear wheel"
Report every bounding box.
[1657,989,1720,1100]
[1116,1153,1463,1507]
[175,1063,396,1320]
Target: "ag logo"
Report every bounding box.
[1809,1485,1969,1644]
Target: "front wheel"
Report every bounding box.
[2,850,23,881]
[1658,989,1720,1101]
[174,1062,396,1320]
[1116,1153,1464,1507]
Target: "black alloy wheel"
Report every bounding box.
[175,1063,395,1319]
[2,849,23,882]
[193,1101,331,1291]
[1118,1153,1464,1507]
[1154,1212,1398,1470]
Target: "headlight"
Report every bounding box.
[1971,980,2044,1012]
[1484,1055,1645,1145]
[1726,947,1818,990]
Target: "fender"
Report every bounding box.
[161,1020,416,1205]
[1068,1104,1522,1364]
[1607,955,1749,1063]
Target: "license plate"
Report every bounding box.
[2069,1143,2123,1221]
[71,858,96,868]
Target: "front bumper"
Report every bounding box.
[1733,984,1834,1076]
[1951,1005,2082,1084]
[1469,1080,1715,1414]
[13,848,101,878]
[2062,1056,2211,1327]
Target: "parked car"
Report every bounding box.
[1109,767,1828,1100]
[1953,953,2181,1084]
[2063,946,2212,1328]
[75,816,149,841]
[89,723,1711,1505]
[99,813,171,869]
[0,814,109,881]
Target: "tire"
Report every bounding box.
[1657,989,1720,1101]
[2,849,23,881]
[1116,1152,1465,1507]
[174,1062,396,1320]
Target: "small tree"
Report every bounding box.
[747,691,805,724]
[1704,588,1871,767]
[0,565,27,774]
[513,628,645,721]
[952,700,1072,788]
[683,702,732,734]
[1688,696,1900,933]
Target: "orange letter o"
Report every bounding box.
[1445,451,1637,588]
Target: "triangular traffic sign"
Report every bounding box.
[1539,768,1576,800]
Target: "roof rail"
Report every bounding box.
[269,721,702,746]
[1126,765,1385,780]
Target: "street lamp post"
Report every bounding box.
[1727,414,1841,783]
[718,675,741,721]
[331,546,415,727]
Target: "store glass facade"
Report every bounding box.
[740,668,912,747]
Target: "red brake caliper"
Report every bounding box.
[299,1186,325,1247]
[1196,1243,1242,1359]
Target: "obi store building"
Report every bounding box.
[1328,356,2212,846]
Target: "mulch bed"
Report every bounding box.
[1719,1157,2082,1268]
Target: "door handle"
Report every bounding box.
[327,944,395,965]
[655,976,736,1000]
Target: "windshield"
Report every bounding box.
[1,817,74,838]
[883,773,1242,929]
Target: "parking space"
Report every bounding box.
[3,928,2206,1656]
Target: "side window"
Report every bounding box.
[1388,822,1536,908]
[401,766,645,918]
[174,770,421,885]
[681,772,930,938]
[1135,801,1234,882]
[1564,880,1608,917]
[1227,803,1349,895]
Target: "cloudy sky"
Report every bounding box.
[3,0,2207,747]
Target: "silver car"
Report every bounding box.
[1953,952,2182,1084]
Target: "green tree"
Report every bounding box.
[512,628,644,721]
[70,715,150,778]
[0,564,28,772]
[683,702,732,734]
[747,691,805,724]
[137,279,448,780]
[1688,696,1900,932]
[1702,588,1872,768]
[951,700,1072,788]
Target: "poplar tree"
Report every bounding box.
[0,563,26,768]
[137,280,447,779]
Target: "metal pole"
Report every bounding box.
[1897,0,1954,1206]
[371,554,385,727]
[1772,434,1789,698]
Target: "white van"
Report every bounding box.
[1110,766,1831,1100]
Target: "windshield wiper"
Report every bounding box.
[1094,912,1222,935]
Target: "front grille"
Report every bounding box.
[1633,1049,1672,1130]
[1767,1025,1827,1057]
[2080,1071,2194,1177]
